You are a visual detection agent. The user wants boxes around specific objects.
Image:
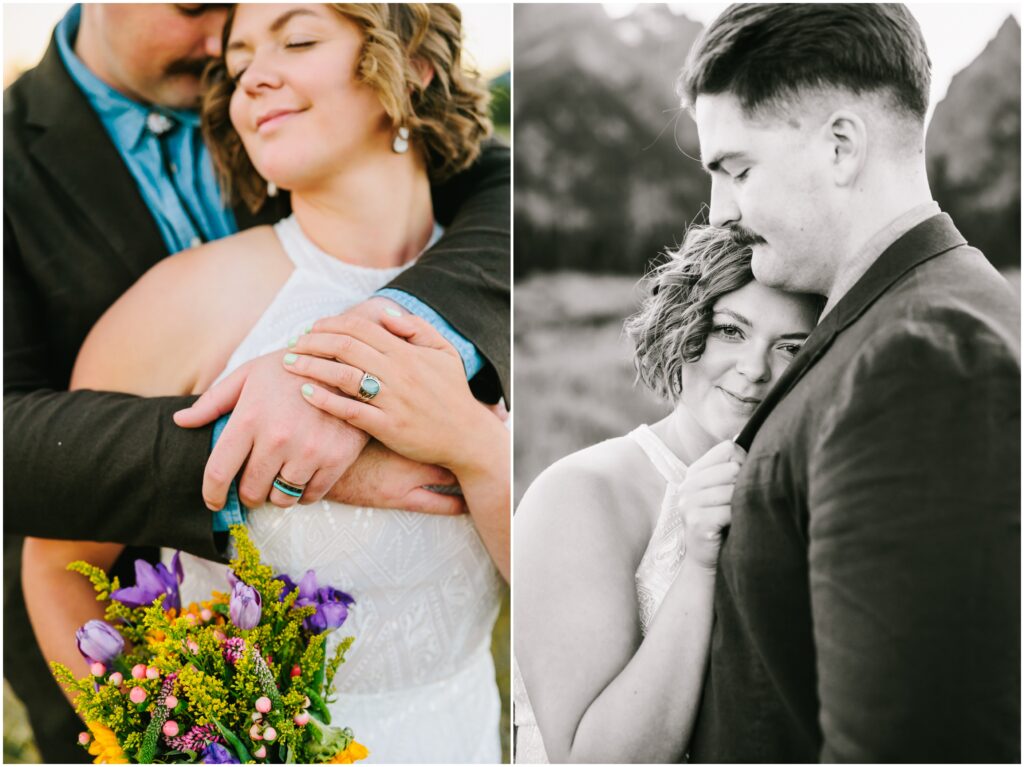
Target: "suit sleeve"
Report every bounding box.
[385,140,510,403]
[3,216,223,561]
[807,321,1020,762]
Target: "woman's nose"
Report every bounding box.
[237,54,283,92]
[709,177,740,229]
[735,345,771,383]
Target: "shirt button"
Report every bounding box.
[170,163,178,174]
[190,237,202,248]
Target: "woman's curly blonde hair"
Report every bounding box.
[625,226,755,403]
[202,3,492,212]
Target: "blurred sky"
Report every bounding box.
[603,3,1021,126]
[3,3,512,86]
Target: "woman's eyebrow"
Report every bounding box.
[713,308,751,326]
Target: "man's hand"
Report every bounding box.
[327,440,467,515]
[173,350,368,510]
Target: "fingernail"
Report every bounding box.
[287,336,298,348]
[304,323,313,334]
[301,384,314,398]
[384,307,403,317]
[283,353,298,365]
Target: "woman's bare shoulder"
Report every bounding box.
[516,433,665,564]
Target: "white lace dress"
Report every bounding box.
[512,425,687,763]
[163,215,504,764]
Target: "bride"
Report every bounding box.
[513,226,821,763]
[24,4,508,763]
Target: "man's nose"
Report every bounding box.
[709,177,740,229]
[203,12,229,58]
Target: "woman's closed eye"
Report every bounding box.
[285,37,318,50]
[777,342,804,357]
[733,168,750,183]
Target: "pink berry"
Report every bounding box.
[108,672,123,686]
[164,695,178,709]
[131,663,147,679]
[89,662,106,677]
[249,724,263,741]
[200,608,213,622]
[255,696,272,713]
[254,745,267,759]
[78,732,91,745]
[146,666,161,680]
[185,613,197,625]
[162,720,179,738]
[290,664,302,678]
[187,640,200,655]
[263,727,277,742]
[293,711,310,726]
[129,686,147,704]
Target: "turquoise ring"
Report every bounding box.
[357,372,382,402]
[272,476,305,498]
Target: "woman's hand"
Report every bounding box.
[283,311,500,472]
[675,439,746,571]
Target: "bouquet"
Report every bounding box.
[50,525,368,764]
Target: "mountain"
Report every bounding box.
[926,15,1020,271]
[514,4,708,276]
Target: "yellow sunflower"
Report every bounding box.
[85,721,128,764]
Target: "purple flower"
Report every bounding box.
[285,570,355,634]
[200,742,239,764]
[75,620,124,664]
[274,572,298,601]
[229,580,262,629]
[222,637,247,667]
[110,551,183,610]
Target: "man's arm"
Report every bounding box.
[382,140,510,402]
[3,221,221,559]
[808,322,1020,762]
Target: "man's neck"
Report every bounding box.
[820,196,939,319]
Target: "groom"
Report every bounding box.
[682,4,1019,762]
[5,3,508,761]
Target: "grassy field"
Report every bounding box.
[514,272,670,504]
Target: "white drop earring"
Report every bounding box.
[266,181,278,198]
[392,126,410,154]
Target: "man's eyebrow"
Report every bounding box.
[703,151,745,174]
[227,8,320,52]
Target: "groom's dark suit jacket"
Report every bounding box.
[4,36,509,762]
[688,214,1020,763]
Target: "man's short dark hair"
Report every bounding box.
[680,4,932,121]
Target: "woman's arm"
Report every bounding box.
[22,538,124,708]
[515,439,742,763]
[285,312,511,579]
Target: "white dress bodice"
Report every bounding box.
[164,216,504,763]
[512,425,688,763]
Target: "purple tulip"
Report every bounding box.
[76,620,124,665]
[200,743,240,764]
[110,551,183,610]
[229,580,262,629]
[283,570,355,634]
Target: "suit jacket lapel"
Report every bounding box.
[735,213,968,450]
[24,36,167,271]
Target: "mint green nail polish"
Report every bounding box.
[304,323,313,334]
[284,353,298,365]
[385,307,403,317]
[287,336,298,348]
[301,383,314,397]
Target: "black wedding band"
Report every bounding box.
[272,475,306,498]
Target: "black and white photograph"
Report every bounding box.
[513,3,1020,763]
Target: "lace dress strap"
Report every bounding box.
[628,424,689,634]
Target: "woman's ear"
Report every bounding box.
[412,58,435,89]
[822,109,867,187]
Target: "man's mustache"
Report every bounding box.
[165,58,213,78]
[728,226,766,248]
